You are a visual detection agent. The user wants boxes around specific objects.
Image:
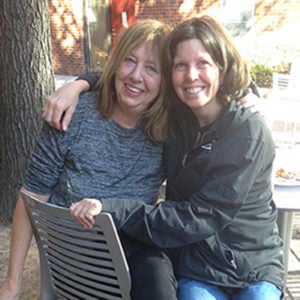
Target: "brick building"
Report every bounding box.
[49,0,300,75]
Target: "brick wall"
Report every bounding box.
[136,0,300,33]
[135,0,220,27]
[49,0,86,75]
[254,0,300,34]
[49,0,299,75]
[251,0,300,63]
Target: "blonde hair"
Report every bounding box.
[95,19,172,144]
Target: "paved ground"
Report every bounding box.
[286,214,300,299]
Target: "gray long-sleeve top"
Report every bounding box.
[24,92,164,207]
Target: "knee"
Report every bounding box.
[129,248,177,300]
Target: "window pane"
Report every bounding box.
[85,0,111,72]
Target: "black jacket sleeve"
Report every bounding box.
[249,80,260,98]
[76,73,101,91]
[101,113,275,249]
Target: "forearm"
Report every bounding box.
[72,79,90,93]
[101,198,215,248]
[76,73,101,91]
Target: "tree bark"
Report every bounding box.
[0,0,54,224]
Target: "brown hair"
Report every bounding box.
[95,19,172,144]
[164,15,250,106]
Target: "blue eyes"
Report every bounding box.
[123,57,158,75]
[145,66,157,75]
[174,63,185,70]
[124,57,135,66]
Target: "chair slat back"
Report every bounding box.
[22,191,131,300]
[273,73,299,102]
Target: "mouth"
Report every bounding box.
[184,86,205,95]
[125,84,144,95]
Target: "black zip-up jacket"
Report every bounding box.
[101,101,285,290]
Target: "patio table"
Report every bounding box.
[272,146,300,288]
[273,184,300,287]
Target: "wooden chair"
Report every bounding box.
[22,191,131,300]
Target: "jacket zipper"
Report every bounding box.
[225,250,237,270]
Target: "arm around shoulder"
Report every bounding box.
[43,79,90,131]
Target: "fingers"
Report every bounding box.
[70,199,102,229]
[61,106,76,132]
[236,88,251,107]
[42,94,65,131]
[71,205,95,229]
[42,81,83,132]
[43,102,74,132]
[70,202,95,229]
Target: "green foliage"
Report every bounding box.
[249,61,290,88]
[249,63,273,88]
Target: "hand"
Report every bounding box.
[237,88,263,114]
[0,280,20,300]
[70,198,103,229]
[42,80,89,131]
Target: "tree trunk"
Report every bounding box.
[0,0,54,225]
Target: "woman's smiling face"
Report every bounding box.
[114,41,161,115]
[171,38,221,111]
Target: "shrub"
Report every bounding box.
[249,62,290,88]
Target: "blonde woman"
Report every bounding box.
[0,20,177,300]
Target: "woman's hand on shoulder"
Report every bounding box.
[237,88,264,115]
[43,80,90,131]
[70,198,103,229]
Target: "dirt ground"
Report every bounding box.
[0,225,39,300]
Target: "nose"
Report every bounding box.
[187,65,199,81]
[130,64,143,82]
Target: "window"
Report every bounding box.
[220,0,255,37]
[84,0,111,72]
